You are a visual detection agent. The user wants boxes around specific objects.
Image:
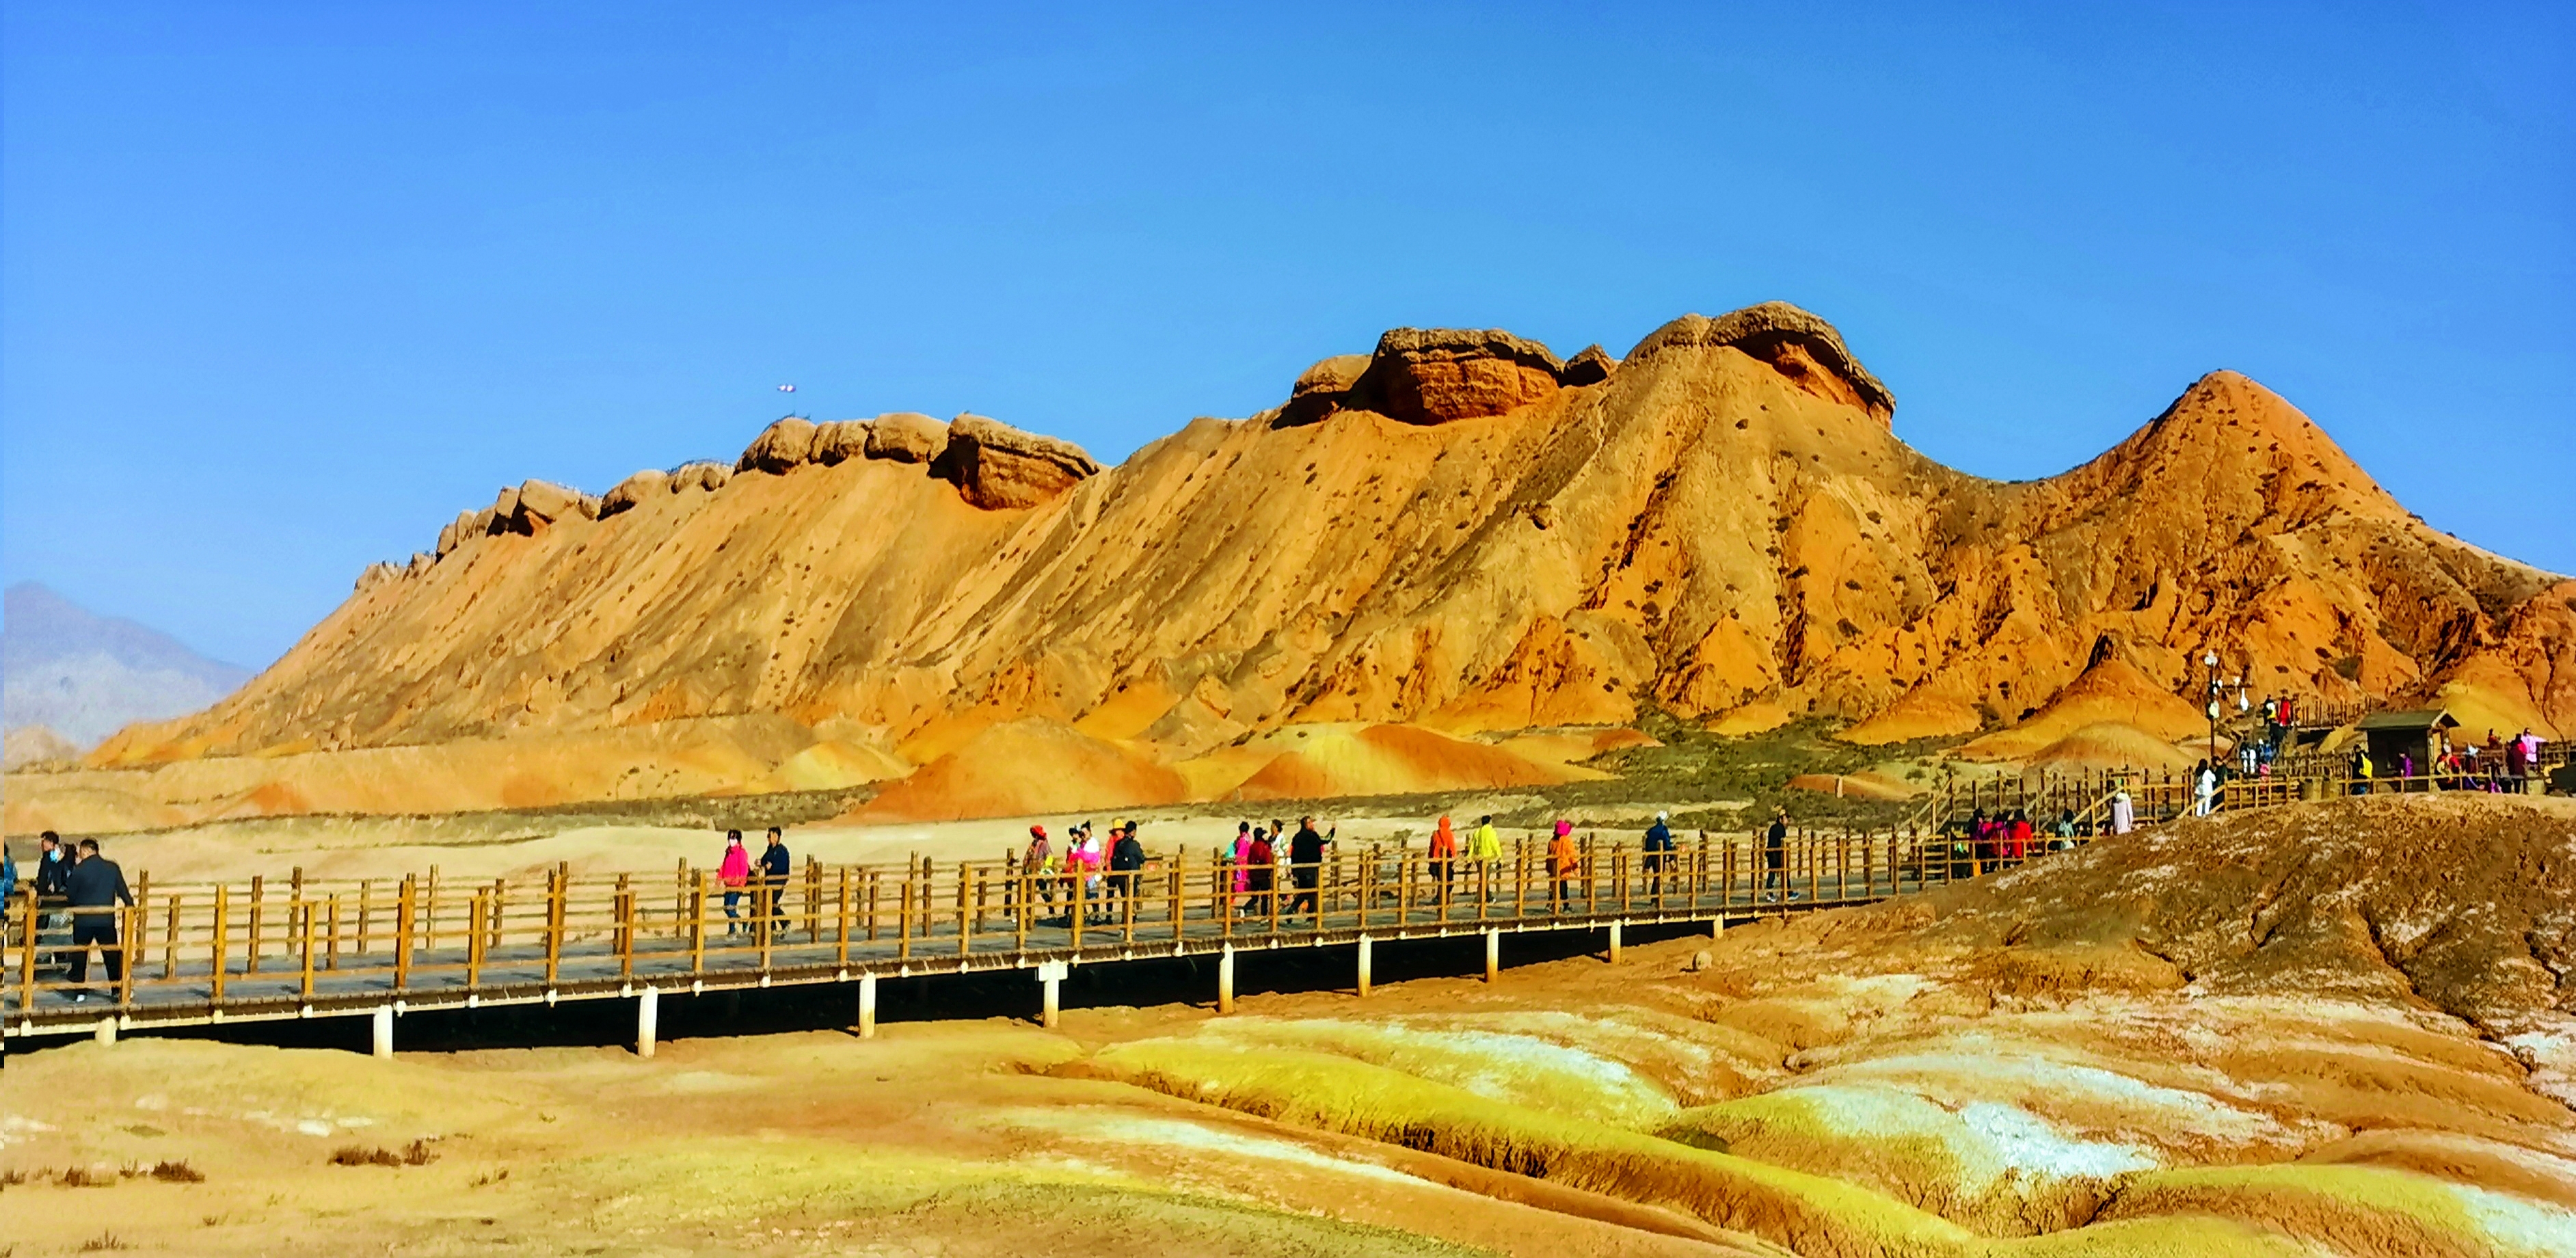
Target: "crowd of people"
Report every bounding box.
[1,829,138,1002]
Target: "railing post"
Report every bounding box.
[247,874,265,974]
[617,874,636,979]
[162,892,181,980]
[466,890,487,989]
[389,878,410,995]
[544,868,565,990]
[837,868,854,966]
[299,895,317,1002]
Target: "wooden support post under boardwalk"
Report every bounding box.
[371,1004,394,1060]
[1217,944,1235,1014]
[1607,920,1622,964]
[1356,935,1373,998]
[96,1017,117,1047]
[636,986,658,1058]
[858,974,878,1040]
[1484,928,1500,983]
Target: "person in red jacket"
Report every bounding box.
[717,831,752,935]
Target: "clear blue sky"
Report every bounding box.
[5,2,2570,670]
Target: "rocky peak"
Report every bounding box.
[1629,302,1894,424]
[1353,327,1567,425]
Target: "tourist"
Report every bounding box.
[2194,760,2218,816]
[1547,820,1579,912]
[2007,809,2034,867]
[2051,808,2078,851]
[2352,747,2374,797]
[2109,786,2134,835]
[64,838,135,1000]
[1643,811,1674,897]
[1229,822,1253,913]
[1,841,16,948]
[1287,816,1330,920]
[1110,822,1146,914]
[1427,815,1456,904]
[1967,807,1992,873]
[1244,826,1276,921]
[1077,824,1108,922]
[760,827,793,933]
[1023,825,1057,911]
[718,831,751,935]
[1763,809,1790,901]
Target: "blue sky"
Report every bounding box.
[4,1,2570,669]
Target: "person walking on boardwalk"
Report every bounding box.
[2109,786,2134,835]
[1287,816,1330,920]
[1427,815,1457,905]
[1762,809,1791,902]
[64,838,134,1001]
[1110,822,1146,915]
[1023,825,1058,912]
[2194,761,2218,816]
[1244,826,1276,921]
[1547,820,1579,912]
[1643,812,1674,898]
[760,828,793,934]
[718,831,752,935]
[1229,822,1253,913]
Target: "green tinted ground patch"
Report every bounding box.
[2110,1164,2576,1258]
[1089,1037,1979,1258]
[1185,1017,1680,1127]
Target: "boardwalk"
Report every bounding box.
[12,762,2555,1049]
[8,827,1972,1047]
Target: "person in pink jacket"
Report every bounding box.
[718,831,753,935]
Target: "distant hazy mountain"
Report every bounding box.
[3,582,253,751]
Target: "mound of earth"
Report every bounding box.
[851,717,1188,823]
[1218,723,1587,802]
[31,301,2575,829]
[2019,720,2198,773]
[1784,771,1923,801]
[1955,656,2208,762]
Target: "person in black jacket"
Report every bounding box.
[1108,823,1146,916]
[1286,817,1331,919]
[65,838,135,997]
[759,828,792,935]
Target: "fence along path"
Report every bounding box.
[9,827,1989,1043]
[12,758,2557,1046]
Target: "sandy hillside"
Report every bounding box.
[6,795,2574,1257]
[15,302,2569,834]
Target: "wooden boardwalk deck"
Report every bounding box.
[7,829,1970,1046]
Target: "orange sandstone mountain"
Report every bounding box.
[34,302,2575,828]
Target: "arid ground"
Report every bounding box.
[6,794,2573,1257]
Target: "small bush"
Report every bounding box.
[79,1232,129,1252]
[330,1140,435,1168]
[55,1165,113,1188]
[148,1160,204,1183]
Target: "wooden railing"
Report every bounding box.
[8,828,1987,1030]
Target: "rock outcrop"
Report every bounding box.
[738,418,818,473]
[598,468,668,518]
[1352,327,1566,425]
[865,412,948,464]
[811,419,872,465]
[1628,301,1895,423]
[938,414,1103,510]
[1280,353,1373,426]
[1560,344,1618,387]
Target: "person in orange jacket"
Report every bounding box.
[1548,820,1579,913]
[1427,815,1457,904]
